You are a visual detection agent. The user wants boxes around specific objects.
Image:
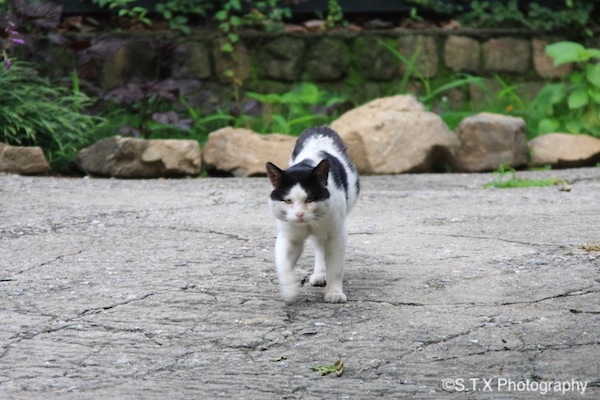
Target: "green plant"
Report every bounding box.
[0,61,101,170]
[326,0,344,28]
[531,42,600,137]
[483,164,566,189]
[379,40,485,109]
[155,0,214,34]
[244,83,346,135]
[215,0,243,54]
[89,0,152,25]
[243,0,291,33]
[310,359,344,376]
[407,0,597,34]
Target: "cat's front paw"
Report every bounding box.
[324,291,347,303]
[309,273,326,287]
[280,284,299,304]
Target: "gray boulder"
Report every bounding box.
[452,113,528,172]
[331,95,459,174]
[203,127,295,177]
[0,142,51,175]
[75,136,202,178]
[529,133,600,168]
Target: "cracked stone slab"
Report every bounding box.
[0,168,599,399]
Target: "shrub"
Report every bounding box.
[0,62,101,171]
[532,42,600,137]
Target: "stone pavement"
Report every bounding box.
[1,169,599,399]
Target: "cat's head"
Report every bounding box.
[266,160,330,224]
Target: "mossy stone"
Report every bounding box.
[171,41,212,79]
[351,37,398,81]
[305,38,350,82]
[258,37,305,81]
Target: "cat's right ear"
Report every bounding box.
[266,162,284,188]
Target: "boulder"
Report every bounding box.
[529,133,600,168]
[75,136,201,178]
[0,143,51,175]
[203,127,296,177]
[452,113,528,172]
[330,95,459,174]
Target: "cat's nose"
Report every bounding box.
[295,212,304,220]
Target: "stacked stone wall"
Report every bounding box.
[24,29,600,105]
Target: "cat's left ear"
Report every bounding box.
[313,159,330,187]
[266,162,284,188]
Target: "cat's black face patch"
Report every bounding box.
[269,161,330,203]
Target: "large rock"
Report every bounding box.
[452,113,528,172]
[529,133,600,168]
[330,95,459,174]
[203,127,296,177]
[0,142,51,175]
[75,136,202,178]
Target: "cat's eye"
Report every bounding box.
[283,199,292,204]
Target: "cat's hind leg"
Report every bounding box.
[309,235,327,287]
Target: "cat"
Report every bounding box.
[266,126,359,303]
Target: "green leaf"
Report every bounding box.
[568,88,589,109]
[271,114,290,134]
[538,118,560,134]
[581,104,600,135]
[569,71,585,84]
[588,87,600,103]
[586,48,600,60]
[546,41,585,66]
[586,64,600,87]
[565,119,582,134]
[215,10,228,21]
[228,33,239,43]
[230,15,242,27]
[309,360,344,376]
[220,43,233,53]
[531,83,565,114]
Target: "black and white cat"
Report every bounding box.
[266,126,359,303]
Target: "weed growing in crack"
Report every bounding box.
[483,165,567,189]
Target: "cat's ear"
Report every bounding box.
[266,162,284,188]
[313,159,330,187]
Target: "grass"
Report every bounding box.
[483,165,567,189]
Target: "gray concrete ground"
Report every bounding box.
[1,168,599,399]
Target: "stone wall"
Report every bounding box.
[25,29,600,105]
